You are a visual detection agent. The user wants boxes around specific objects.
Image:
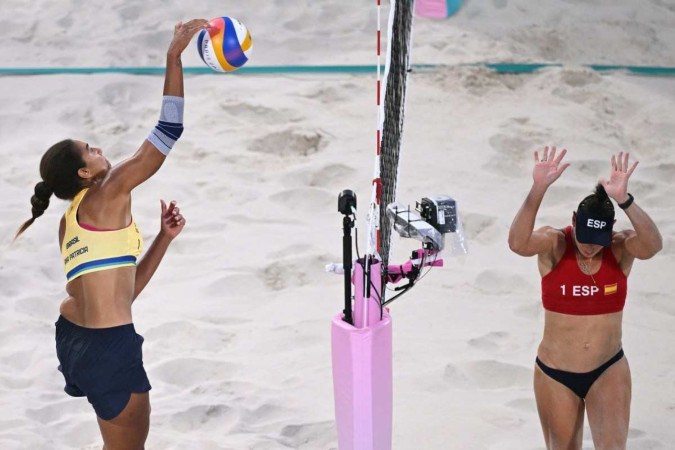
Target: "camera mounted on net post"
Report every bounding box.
[380,195,460,306]
[386,195,458,251]
[416,196,457,233]
[338,189,357,216]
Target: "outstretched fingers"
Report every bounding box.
[627,160,639,177]
[534,146,557,163]
[611,151,639,175]
[548,146,557,163]
[535,146,549,163]
[554,148,567,165]
[532,146,570,187]
[601,151,640,202]
[535,146,567,166]
[617,151,625,171]
[555,148,570,174]
[623,152,630,172]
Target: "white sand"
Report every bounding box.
[1,1,674,448]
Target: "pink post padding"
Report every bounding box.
[331,312,393,450]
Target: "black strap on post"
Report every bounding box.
[342,215,353,325]
[338,190,357,325]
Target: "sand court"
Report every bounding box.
[1,1,674,448]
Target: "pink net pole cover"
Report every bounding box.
[331,312,393,450]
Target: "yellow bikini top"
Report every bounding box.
[61,188,143,282]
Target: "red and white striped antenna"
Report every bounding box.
[367,0,384,258]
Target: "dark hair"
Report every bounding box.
[577,184,615,221]
[15,139,86,239]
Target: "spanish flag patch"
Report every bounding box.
[604,283,618,295]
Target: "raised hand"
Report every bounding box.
[160,199,186,240]
[167,19,210,56]
[532,146,570,188]
[599,152,638,204]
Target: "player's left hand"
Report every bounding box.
[599,152,638,204]
[160,199,186,239]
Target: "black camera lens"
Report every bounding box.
[338,190,357,215]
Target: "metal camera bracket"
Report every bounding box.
[386,195,457,251]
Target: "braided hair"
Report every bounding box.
[15,139,86,239]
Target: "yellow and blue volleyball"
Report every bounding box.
[197,17,252,72]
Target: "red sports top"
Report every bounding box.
[542,226,627,315]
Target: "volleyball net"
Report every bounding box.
[376,0,415,274]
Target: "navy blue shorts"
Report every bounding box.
[55,315,151,420]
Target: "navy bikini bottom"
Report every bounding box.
[536,349,624,399]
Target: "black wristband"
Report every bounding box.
[618,193,634,210]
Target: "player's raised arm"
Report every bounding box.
[106,19,209,195]
[600,152,662,260]
[508,146,570,256]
